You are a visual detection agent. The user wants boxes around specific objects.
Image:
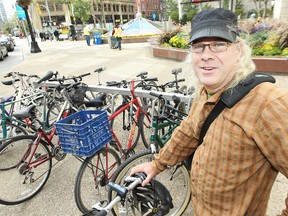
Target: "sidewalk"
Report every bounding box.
[0,37,287,216]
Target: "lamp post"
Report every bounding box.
[39,4,52,27]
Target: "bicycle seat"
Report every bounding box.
[13,104,36,119]
[84,93,107,108]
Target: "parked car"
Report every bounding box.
[0,36,15,51]
[0,44,8,61]
[6,35,16,46]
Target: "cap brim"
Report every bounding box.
[188,28,236,44]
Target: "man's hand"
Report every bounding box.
[130,161,158,186]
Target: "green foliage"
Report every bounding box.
[169,33,189,49]
[282,48,288,56]
[158,30,179,45]
[16,0,32,8]
[73,0,91,24]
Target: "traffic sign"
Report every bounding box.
[16,5,26,20]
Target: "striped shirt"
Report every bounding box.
[153,82,288,216]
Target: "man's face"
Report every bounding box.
[191,37,242,93]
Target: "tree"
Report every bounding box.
[235,0,244,18]
[73,0,91,24]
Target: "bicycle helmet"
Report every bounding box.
[130,179,173,215]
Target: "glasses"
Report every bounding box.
[190,41,234,54]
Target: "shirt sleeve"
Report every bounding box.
[152,106,199,173]
[253,93,288,215]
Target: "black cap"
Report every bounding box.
[189,8,238,44]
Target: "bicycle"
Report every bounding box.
[107,92,191,216]
[74,78,158,214]
[0,71,57,144]
[0,72,118,205]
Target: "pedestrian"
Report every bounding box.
[112,22,122,50]
[131,8,288,216]
[83,25,91,46]
[39,32,45,41]
[53,29,59,41]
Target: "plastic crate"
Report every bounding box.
[55,110,112,157]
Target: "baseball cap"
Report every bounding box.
[189,8,238,44]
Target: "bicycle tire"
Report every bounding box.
[110,103,141,151]
[0,121,28,144]
[0,135,52,205]
[74,146,121,214]
[46,98,65,128]
[108,150,191,216]
[138,106,153,149]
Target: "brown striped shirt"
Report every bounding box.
[153,82,288,216]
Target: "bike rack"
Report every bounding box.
[40,83,194,114]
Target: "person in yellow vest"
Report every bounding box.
[83,25,91,46]
[112,22,122,50]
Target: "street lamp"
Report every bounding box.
[39,4,52,26]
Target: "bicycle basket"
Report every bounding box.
[67,83,88,105]
[55,110,112,157]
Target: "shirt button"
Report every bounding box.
[192,178,195,182]
[196,161,199,165]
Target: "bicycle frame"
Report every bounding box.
[108,80,150,158]
[150,118,179,149]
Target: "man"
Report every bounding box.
[112,22,122,50]
[83,25,91,46]
[131,8,288,216]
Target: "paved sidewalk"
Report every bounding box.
[0,38,287,216]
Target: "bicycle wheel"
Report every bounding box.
[74,146,121,214]
[46,98,65,128]
[110,103,141,151]
[0,121,28,144]
[0,135,52,205]
[138,106,153,149]
[108,150,191,216]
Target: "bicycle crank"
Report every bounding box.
[52,146,67,161]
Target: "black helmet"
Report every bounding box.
[130,179,173,215]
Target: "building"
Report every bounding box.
[31,0,138,31]
[0,0,8,31]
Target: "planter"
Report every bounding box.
[152,47,288,73]
[252,57,288,73]
[152,46,189,61]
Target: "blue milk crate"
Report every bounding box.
[55,110,112,157]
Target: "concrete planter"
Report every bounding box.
[252,57,288,73]
[152,47,288,73]
[152,46,189,61]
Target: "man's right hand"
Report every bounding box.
[130,161,158,186]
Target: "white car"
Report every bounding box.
[0,44,8,61]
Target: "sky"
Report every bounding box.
[3,0,16,19]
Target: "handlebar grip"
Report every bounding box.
[108,182,127,197]
[80,73,91,78]
[144,77,158,82]
[178,78,185,82]
[149,91,163,99]
[172,95,181,105]
[37,71,54,84]
[96,210,107,216]
[94,66,106,73]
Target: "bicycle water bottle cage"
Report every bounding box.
[131,179,173,216]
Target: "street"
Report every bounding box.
[0,37,287,216]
